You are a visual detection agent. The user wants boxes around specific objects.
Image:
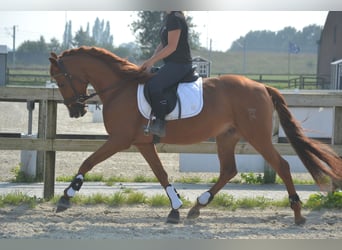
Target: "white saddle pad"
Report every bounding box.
[137,77,203,120]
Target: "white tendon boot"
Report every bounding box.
[198,191,213,206]
[166,184,183,209]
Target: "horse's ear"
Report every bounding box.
[49,52,58,65]
[49,56,58,66]
[50,52,58,59]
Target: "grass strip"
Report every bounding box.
[1,190,341,210]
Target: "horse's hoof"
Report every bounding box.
[166,209,180,224]
[56,196,71,213]
[187,205,200,219]
[295,216,306,225]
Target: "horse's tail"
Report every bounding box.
[265,85,342,187]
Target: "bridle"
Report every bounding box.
[52,56,128,108]
[52,58,98,106]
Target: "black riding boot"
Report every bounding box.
[150,118,166,137]
[149,98,167,137]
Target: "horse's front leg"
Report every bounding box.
[56,139,126,213]
[136,144,182,224]
[56,173,84,212]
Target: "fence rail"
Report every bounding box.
[1,86,342,199]
[7,73,51,84]
[213,73,330,89]
[6,71,330,89]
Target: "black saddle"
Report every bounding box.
[143,66,199,118]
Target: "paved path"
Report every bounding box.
[0,182,321,201]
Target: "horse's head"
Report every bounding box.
[49,52,88,118]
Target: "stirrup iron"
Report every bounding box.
[143,113,154,136]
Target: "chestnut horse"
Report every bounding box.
[49,46,342,225]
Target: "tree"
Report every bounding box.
[130,11,164,59]
[229,25,322,53]
[16,36,50,64]
[62,20,73,50]
[299,24,322,53]
[47,38,61,53]
[73,25,95,47]
[17,36,48,53]
[113,42,142,62]
[186,15,201,50]
[130,11,200,59]
[92,17,103,44]
[92,18,114,50]
[60,17,115,51]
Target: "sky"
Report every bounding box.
[0,11,329,52]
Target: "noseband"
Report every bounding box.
[52,59,97,106]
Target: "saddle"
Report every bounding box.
[143,66,199,118]
[137,76,203,121]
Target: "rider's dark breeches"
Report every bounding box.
[146,62,192,119]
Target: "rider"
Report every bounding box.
[141,11,193,137]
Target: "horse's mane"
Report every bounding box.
[60,46,152,83]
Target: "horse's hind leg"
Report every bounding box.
[250,140,306,225]
[187,129,239,219]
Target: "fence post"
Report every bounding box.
[300,75,304,89]
[43,100,57,200]
[36,100,47,181]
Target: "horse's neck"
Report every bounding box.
[90,73,137,105]
[85,61,119,92]
[80,56,138,102]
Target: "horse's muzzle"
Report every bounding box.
[67,103,87,118]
